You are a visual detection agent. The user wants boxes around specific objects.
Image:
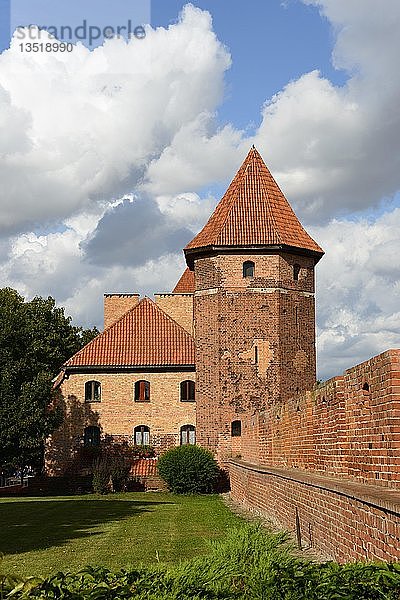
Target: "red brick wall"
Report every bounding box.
[230,460,400,562]
[193,251,317,464]
[239,350,400,488]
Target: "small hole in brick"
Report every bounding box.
[382,434,385,441]
[368,442,373,450]
[296,405,301,412]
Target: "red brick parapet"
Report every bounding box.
[230,458,400,562]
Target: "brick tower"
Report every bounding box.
[184,147,324,463]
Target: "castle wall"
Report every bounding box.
[154,293,193,334]
[46,370,196,476]
[230,461,400,562]
[238,349,400,487]
[230,349,400,561]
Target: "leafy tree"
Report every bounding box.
[0,288,98,478]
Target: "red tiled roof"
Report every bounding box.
[130,458,158,477]
[172,268,195,293]
[65,297,195,368]
[185,147,323,256]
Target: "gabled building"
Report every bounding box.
[47,296,196,475]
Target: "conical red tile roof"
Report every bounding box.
[65,297,194,368]
[172,268,195,293]
[185,147,323,257]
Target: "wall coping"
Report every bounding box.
[230,459,400,517]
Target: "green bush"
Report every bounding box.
[158,445,219,494]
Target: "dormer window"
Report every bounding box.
[243,261,255,278]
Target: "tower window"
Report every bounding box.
[180,380,195,402]
[84,426,100,447]
[231,420,242,437]
[134,380,150,402]
[243,261,255,278]
[362,382,370,393]
[293,264,301,281]
[134,425,150,446]
[180,424,196,445]
[254,346,258,364]
[85,381,101,402]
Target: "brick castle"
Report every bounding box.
[49,147,400,562]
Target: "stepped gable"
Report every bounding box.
[64,297,195,368]
[172,268,195,293]
[185,146,323,260]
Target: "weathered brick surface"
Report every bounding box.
[46,371,196,475]
[236,350,400,488]
[103,294,139,329]
[230,460,400,562]
[193,252,317,464]
[154,293,193,334]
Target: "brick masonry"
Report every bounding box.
[46,370,196,476]
[154,293,194,334]
[103,294,140,329]
[193,251,317,464]
[230,460,400,562]
[228,349,400,562]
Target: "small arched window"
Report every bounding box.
[180,425,196,445]
[293,264,301,281]
[134,380,150,402]
[180,380,195,402]
[362,382,370,393]
[84,426,100,447]
[85,381,101,402]
[243,261,255,278]
[231,420,242,437]
[134,425,150,446]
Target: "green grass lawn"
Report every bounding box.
[0,493,244,578]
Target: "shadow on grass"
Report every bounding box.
[0,498,172,556]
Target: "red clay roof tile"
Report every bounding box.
[185,147,323,256]
[130,458,158,477]
[65,297,194,368]
[172,268,195,293]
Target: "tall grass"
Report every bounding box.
[2,524,400,599]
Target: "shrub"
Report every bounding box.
[92,457,111,494]
[158,445,219,494]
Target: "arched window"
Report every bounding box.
[180,425,196,445]
[231,420,242,437]
[293,264,301,281]
[84,426,100,447]
[85,381,101,402]
[180,380,195,402]
[134,380,150,402]
[134,425,150,446]
[243,261,255,278]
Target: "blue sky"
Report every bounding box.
[1,0,400,379]
[152,0,347,129]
